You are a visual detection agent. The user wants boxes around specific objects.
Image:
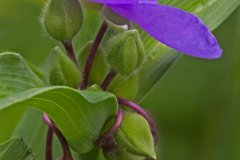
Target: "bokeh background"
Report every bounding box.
[0,0,240,160]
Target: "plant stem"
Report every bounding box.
[42,114,73,160]
[63,40,78,66]
[101,69,117,91]
[117,98,158,144]
[45,128,53,160]
[96,106,123,146]
[80,21,108,89]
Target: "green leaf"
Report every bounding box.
[13,109,48,160]
[0,52,44,98]
[135,0,240,102]
[0,137,36,160]
[0,86,118,154]
[0,52,44,143]
[115,113,156,159]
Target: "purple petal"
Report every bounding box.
[109,4,222,59]
[89,0,157,5]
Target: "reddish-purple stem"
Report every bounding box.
[80,21,108,89]
[117,98,158,144]
[42,114,73,160]
[96,106,123,146]
[45,128,54,160]
[101,69,117,91]
[63,41,78,66]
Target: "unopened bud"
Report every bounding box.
[107,30,145,75]
[114,113,156,159]
[49,47,82,88]
[43,0,83,42]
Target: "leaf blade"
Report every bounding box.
[0,52,44,142]
[0,86,118,154]
[0,137,36,160]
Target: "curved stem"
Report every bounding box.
[101,69,117,91]
[63,40,78,66]
[117,98,158,144]
[96,106,123,146]
[80,21,108,89]
[42,114,73,160]
[45,128,54,160]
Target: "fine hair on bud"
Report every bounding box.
[43,0,83,42]
[107,29,145,76]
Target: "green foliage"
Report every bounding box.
[0,137,36,160]
[115,113,156,159]
[43,0,83,41]
[13,109,48,160]
[0,0,240,160]
[0,86,118,154]
[0,53,44,142]
[49,47,82,88]
[0,52,44,98]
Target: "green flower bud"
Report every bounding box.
[43,0,83,42]
[78,42,110,85]
[114,113,156,159]
[49,47,82,88]
[108,73,139,100]
[107,30,145,75]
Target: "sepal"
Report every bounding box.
[49,47,82,88]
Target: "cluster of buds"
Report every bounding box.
[42,0,222,159]
[43,0,157,160]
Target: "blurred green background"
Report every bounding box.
[0,1,239,160]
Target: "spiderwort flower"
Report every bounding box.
[88,0,222,59]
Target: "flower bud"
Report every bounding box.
[107,30,145,75]
[43,0,83,42]
[78,41,110,85]
[49,47,82,88]
[114,113,156,159]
